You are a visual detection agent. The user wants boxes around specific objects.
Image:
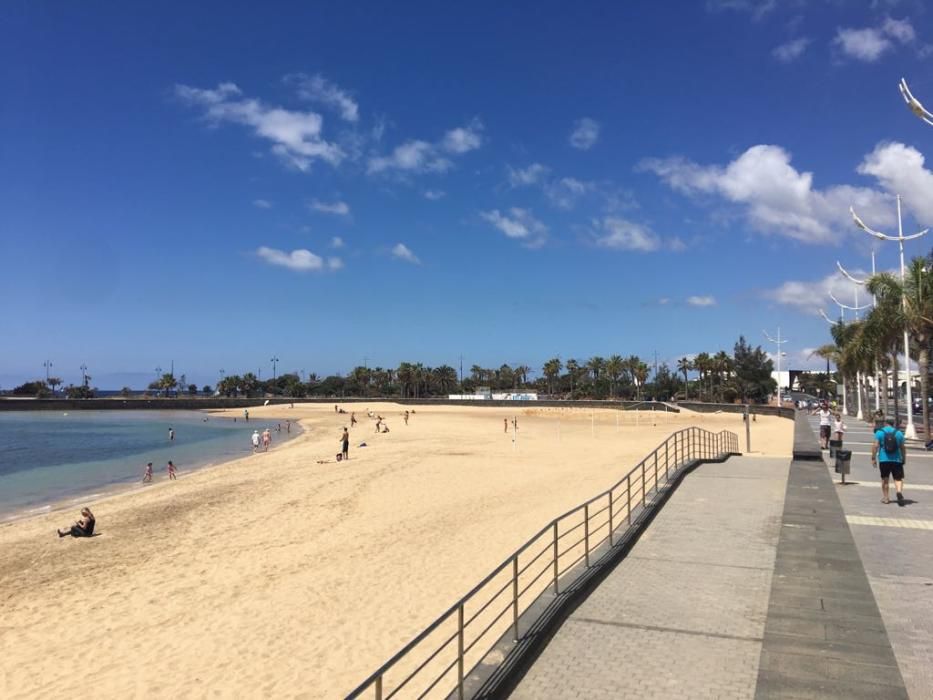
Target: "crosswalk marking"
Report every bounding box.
[847,515,933,530]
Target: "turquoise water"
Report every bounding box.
[0,410,296,519]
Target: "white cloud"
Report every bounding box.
[569,118,600,150]
[256,246,326,272]
[442,120,483,154]
[687,295,717,307]
[544,177,592,210]
[833,17,914,62]
[175,82,344,171]
[592,217,661,252]
[706,0,776,20]
[883,17,915,43]
[367,139,452,175]
[310,199,350,216]
[424,190,446,200]
[772,37,811,62]
[253,199,272,209]
[330,236,344,248]
[480,208,548,247]
[288,73,359,122]
[508,163,550,187]
[391,243,421,264]
[327,257,344,270]
[640,144,894,244]
[763,272,866,316]
[857,142,933,224]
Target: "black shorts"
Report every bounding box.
[879,462,904,480]
[820,425,831,439]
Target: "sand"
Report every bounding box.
[0,403,791,699]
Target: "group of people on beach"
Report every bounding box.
[142,460,177,482]
[331,406,413,463]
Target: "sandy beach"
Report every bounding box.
[0,402,791,699]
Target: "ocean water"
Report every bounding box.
[0,410,296,519]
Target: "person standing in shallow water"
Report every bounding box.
[167,460,177,480]
[244,408,249,422]
[168,427,174,441]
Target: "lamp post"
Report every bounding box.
[837,256,883,415]
[763,328,788,406]
[80,364,88,387]
[899,78,933,126]
[270,356,279,382]
[43,360,52,385]
[826,287,870,419]
[851,202,928,437]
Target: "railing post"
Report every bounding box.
[552,521,559,594]
[609,490,614,546]
[641,463,646,507]
[512,556,519,641]
[627,474,632,525]
[584,503,590,567]
[457,604,465,699]
[654,452,659,490]
[375,676,382,700]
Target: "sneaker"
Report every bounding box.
[897,492,905,507]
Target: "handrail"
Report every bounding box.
[345,426,739,699]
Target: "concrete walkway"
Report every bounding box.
[509,455,790,699]
[807,414,933,699]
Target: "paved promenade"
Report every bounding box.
[806,413,933,699]
[506,414,928,699]
[510,455,790,699]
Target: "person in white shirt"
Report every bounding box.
[833,414,846,442]
[251,429,261,452]
[818,404,833,449]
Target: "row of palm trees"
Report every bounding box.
[814,256,933,437]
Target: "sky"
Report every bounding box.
[3,0,933,389]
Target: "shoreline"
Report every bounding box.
[0,408,305,526]
[0,403,792,699]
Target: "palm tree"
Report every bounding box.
[605,355,624,398]
[868,258,933,436]
[677,357,692,399]
[542,358,562,395]
[713,350,732,402]
[694,352,712,401]
[586,356,605,385]
[434,365,458,394]
[565,359,580,397]
[633,361,650,400]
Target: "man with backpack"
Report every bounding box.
[872,419,907,506]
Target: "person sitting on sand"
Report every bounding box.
[142,462,153,483]
[382,424,390,433]
[167,460,177,480]
[58,508,95,538]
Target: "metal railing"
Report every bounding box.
[346,427,739,700]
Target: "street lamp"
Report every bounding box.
[43,360,52,385]
[80,364,88,387]
[851,201,929,438]
[826,286,870,419]
[837,257,883,415]
[899,78,933,126]
[763,327,788,406]
[270,356,279,382]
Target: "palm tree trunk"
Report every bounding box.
[892,352,900,425]
[920,346,930,439]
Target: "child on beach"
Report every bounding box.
[833,414,847,442]
[143,462,153,483]
[167,461,177,480]
[262,429,271,451]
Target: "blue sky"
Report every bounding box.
[3,0,933,389]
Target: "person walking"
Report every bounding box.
[142,462,153,483]
[244,408,249,422]
[168,427,175,441]
[340,427,350,461]
[251,429,261,452]
[818,403,833,449]
[872,419,906,506]
[167,460,178,480]
[832,413,847,443]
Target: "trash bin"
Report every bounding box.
[829,439,842,458]
[835,449,852,475]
